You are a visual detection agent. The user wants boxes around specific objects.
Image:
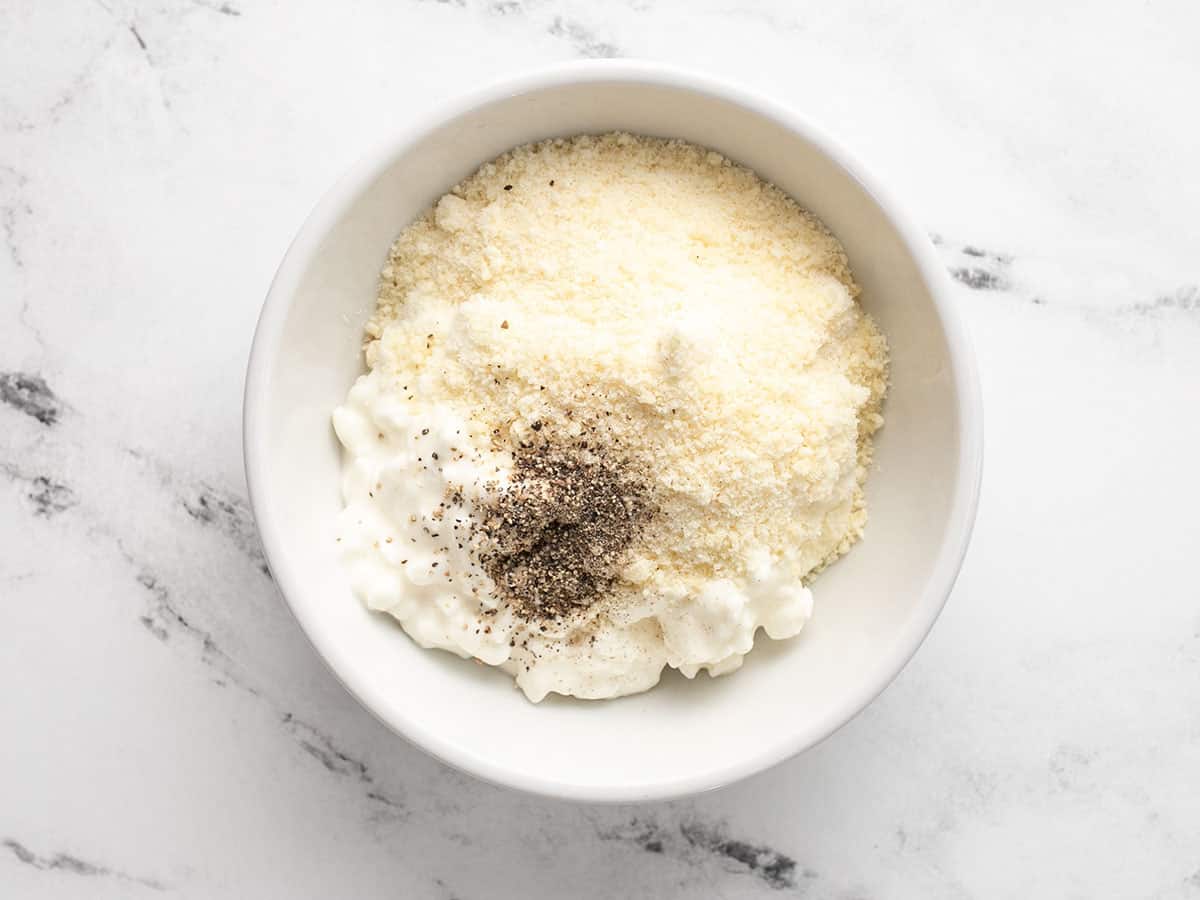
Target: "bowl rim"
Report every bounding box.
[243,59,984,803]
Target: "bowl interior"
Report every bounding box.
[247,71,976,801]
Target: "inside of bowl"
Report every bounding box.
[252,75,972,799]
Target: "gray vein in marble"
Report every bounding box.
[190,0,241,16]
[58,480,254,685]
[133,565,224,659]
[2,21,117,135]
[122,552,403,818]
[931,235,1014,292]
[125,447,270,576]
[18,300,48,353]
[0,464,79,517]
[546,16,621,57]
[0,165,31,269]
[120,545,405,819]
[931,233,1200,321]
[599,816,813,891]
[423,0,622,57]
[115,524,402,821]
[950,266,1009,291]
[84,0,174,117]
[45,37,118,128]
[2,156,51,352]
[282,713,409,819]
[0,377,399,825]
[180,481,271,576]
[1118,284,1199,316]
[99,526,259,691]
[0,371,63,426]
[104,552,273,717]
[3,837,165,890]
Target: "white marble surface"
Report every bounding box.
[3,1,1199,897]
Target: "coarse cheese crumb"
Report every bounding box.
[335,132,889,702]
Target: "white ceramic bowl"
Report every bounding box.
[244,61,983,803]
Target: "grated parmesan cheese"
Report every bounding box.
[335,132,889,701]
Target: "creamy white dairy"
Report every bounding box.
[333,133,887,703]
[334,369,815,702]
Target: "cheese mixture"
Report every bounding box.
[333,133,888,702]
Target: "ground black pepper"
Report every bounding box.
[472,435,653,620]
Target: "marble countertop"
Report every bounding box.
[3,1,1199,897]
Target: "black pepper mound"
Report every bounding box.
[473,439,653,620]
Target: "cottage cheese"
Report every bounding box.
[334,133,888,702]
